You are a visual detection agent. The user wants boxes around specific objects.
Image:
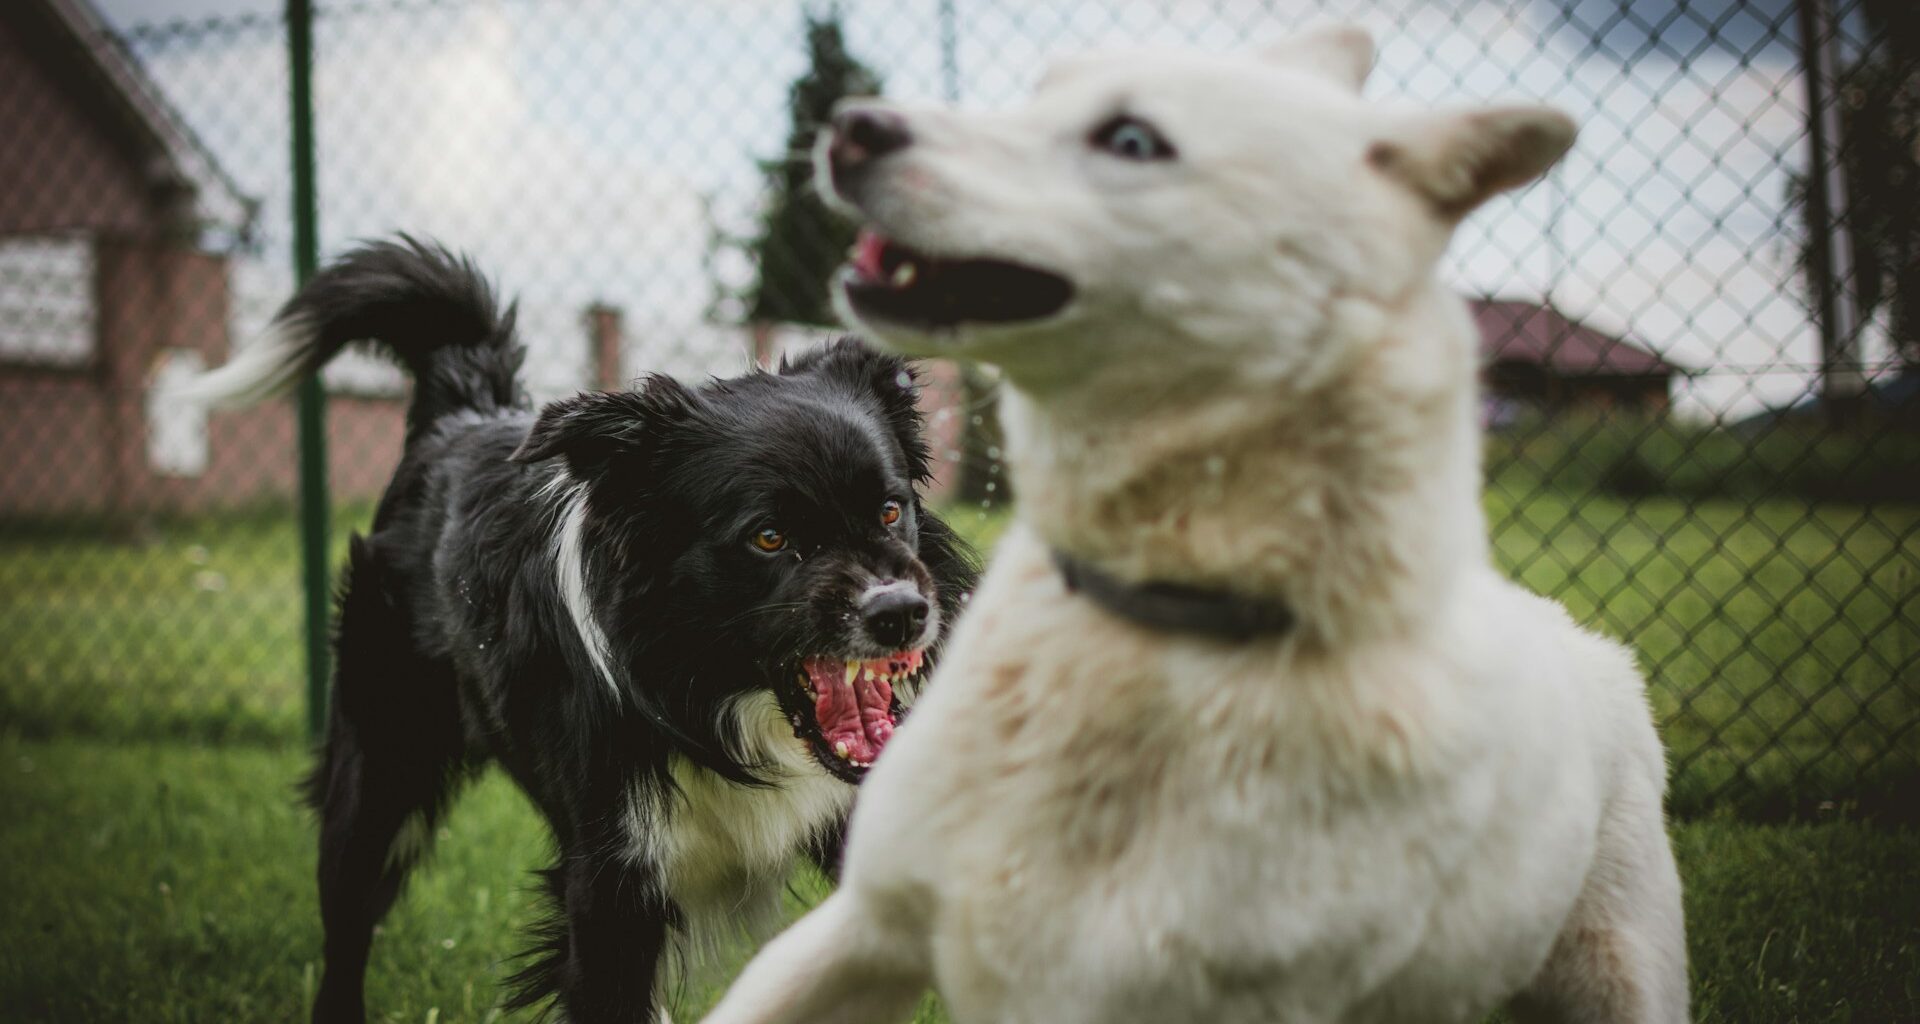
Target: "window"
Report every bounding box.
[0,235,96,367]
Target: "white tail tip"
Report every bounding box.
[157,315,316,409]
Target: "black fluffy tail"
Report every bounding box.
[171,235,525,430]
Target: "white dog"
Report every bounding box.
[705,25,1687,1024]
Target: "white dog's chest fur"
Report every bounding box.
[850,530,1628,1023]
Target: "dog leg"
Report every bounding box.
[309,728,465,1022]
[521,844,673,1023]
[1510,754,1688,1024]
[804,815,850,883]
[702,891,928,1024]
[308,538,468,1024]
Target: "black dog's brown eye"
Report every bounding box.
[752,527,787,552]
[880,500,903,526]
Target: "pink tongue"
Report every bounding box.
[805,656,897,765]
[851,229,888,281]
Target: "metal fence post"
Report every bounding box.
[1796,0,1867,424]
[288,0,330,738]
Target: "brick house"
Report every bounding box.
[1473,297,1684,415]
[0,0,409,520]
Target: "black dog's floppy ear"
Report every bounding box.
[510,373,697,475]
[787,337,934,482]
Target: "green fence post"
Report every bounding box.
[288,0,330,739]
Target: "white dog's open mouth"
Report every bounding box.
[838,228,1074,330]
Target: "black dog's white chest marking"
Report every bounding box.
[625,693,853,954]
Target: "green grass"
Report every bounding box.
[1495,412,1920,505]
[0,503,376,745]
[1483,475,1920,819]
[8,471,1913,817]
[1,483,1915,1021]
[1,736,1913,1023]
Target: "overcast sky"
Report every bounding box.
[96,0,275,23]
[87,0,1886,418]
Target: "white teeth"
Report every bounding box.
[844,663,859,686]
[864,669,877,682]
[891,261,917,288]
[834,741,850,759]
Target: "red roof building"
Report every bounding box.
[0,0,411,521]
[1472,298,1684,413]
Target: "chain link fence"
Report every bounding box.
[0,0,1913,819]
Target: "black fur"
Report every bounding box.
[285,238,976,1022]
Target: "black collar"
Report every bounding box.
[1052,549,1297,642]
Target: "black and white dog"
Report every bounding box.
[179,237,976,1022]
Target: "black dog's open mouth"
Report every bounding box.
[838,228,1074,330]
[783,649,926,781]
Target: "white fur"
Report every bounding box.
[709,26,1686,1024]
[159,313,315,407]
[550,477,622,700]
[858,579,923,606]
[628,693,853,984]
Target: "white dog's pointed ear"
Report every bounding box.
[1261,25,1374,91]
[1367,105,1576,218]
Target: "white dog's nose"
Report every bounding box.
[829,106,912,177]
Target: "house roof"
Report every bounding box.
[12,0,256,242]
[1471,298,1684,377]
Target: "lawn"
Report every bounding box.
[1482,475,1920,819]
[3,479,1914,817]
[1,472,1916,1020]
[1,737,1914,1023]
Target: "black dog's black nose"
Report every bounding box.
[860,584,929,648]
[830,107,912,176]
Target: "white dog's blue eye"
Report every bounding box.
[1091,116,1175,161]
